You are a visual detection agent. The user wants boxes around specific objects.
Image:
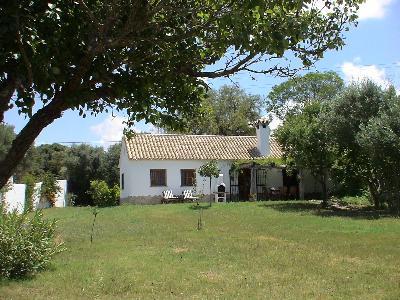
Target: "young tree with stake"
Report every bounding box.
[198,160,220,207]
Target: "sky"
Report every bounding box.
[4,0,400,147]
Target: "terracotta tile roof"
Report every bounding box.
[124,134,282,160]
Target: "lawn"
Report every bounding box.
[1,201,399,299]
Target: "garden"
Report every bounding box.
[1,201,399,299]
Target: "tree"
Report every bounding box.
[102,143,121,187]
[0,0,363,188]
[0,124,15,161]
[198,160,220,207]
[64,144,106,206]
[323,81,392,208]
[275,102,334,206]
[356,91,400,212]
[167,85,262,135]
[267,71,344,120]
[87,180,120,207]
[0,124,39,181]
[34,144,69,178]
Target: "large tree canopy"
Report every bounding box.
[267,71,344,120]
[275,102,334,205]
[275,79,400,210]
[356,91,400,211]
[323,81,399,209]
[0,0,363,188]
[167,85,262,135]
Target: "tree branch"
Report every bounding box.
[0,94,70,188]
[190,53,256,78]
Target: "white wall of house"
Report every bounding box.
[302,170,321,194]
[265,168,283,188]
[301,170,334,196]
[120,142,233,200]
[120,157,232,199]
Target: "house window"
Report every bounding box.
[181,169,196,186]
[121,173,124,190]
[150,169,166,186]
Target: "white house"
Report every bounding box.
[119,118,322,204]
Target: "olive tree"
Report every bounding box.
[275,102,334,206]
[356,93,400,212]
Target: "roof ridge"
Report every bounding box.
[128,133,257,138]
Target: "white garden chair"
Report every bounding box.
[162,190,179,203]
[183,190,199,202]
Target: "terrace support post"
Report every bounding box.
[250,165,257,201]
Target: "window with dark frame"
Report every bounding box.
[150,169,167,186]
[121,173,124,190]
[181,169,196,186]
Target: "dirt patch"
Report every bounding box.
[255,235,283,242]
[199,271,222,282]
[330,255,364,267]
[173,247,189,254]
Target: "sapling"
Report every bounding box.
[90,207,99,244]
[198,160,220,207]
[197,208,203,230]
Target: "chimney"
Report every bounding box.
[254,117,271,156]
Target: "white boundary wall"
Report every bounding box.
[1,179,67,213]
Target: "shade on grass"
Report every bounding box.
[1,201,399,299]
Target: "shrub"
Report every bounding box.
[0,210,64,278]
[0,179,12,214]
[87,180,119,207]
[66,193,77,206]
[22,174,37,213]
[41,173,61,207]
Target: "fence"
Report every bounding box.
[0,179,67,213]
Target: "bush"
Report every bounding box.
[66,193,77,206]
[41,173,61,207]
[22,174,37,213]
[87,180,120,207]
[0,211,64,278]
[0,179,12,214]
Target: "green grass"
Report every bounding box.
[337,195,372,207]
[1,201,400,299]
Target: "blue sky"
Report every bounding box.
[4,0,400,146]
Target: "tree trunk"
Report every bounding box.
[209,178,212,207]
[0,77,16,123]
[320,172,328,207]
[0,98,68,189]
[368,182,381,210]
[321,180,328,207]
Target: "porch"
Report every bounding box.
[228,162,302,202]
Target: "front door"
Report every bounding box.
[238,168,251,201]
